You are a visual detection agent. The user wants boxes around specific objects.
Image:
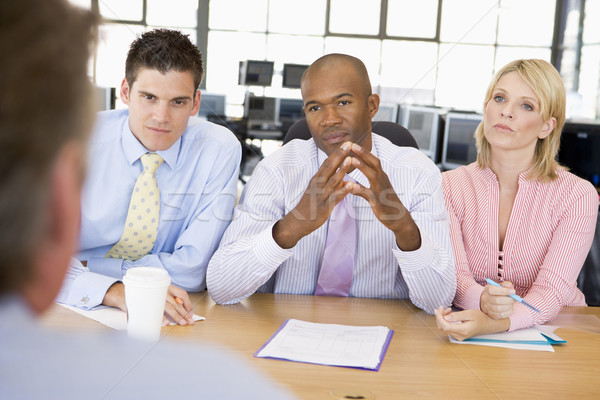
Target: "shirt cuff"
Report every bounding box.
[253,223,293,269]
[508,303,532,332]
[62,271,120,310]
[392,234,434,271]
[87,256,124,279]
[463,283,485,311]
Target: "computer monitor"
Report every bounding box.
[198,93,226,118]
[440,112,482,170]
[399,105,442,162]
[278,98,305,135]
[282,63,308,89]
[373,102,399,123]
[244,94,281,140]
[244,94,279,125]
[239,60,274,86]
[558,121,600,188]
[278,98,304,123]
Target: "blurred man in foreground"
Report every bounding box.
[0,1,294,398]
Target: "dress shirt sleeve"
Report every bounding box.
[442,175,485,311]
[207,162,294,305]
[67,134,241,302]
[509,183,598,331]
[116,138,242,292]
[392,165,456,314]
[55,257,120,310]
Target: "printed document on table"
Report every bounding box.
[255,319,394,370]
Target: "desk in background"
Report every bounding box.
[42,293,600,399]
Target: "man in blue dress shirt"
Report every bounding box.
[57,29,241,325]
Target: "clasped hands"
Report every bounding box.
[435,281,515,341]
[273,141,421,250]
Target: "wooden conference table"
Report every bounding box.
[42,292,600,399]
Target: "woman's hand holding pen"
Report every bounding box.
[480,280,515,319]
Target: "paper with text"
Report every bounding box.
[255,319,393,370]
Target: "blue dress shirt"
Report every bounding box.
[57,109,241,309]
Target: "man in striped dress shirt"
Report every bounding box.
[207,54,456,313]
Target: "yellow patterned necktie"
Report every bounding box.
[106,153,164,260]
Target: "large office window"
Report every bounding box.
[69,0,198,104]
[387,0,439,39]
[206,0,557,115]
[205,0,327,116]
[553,0,600,119]
[70,0,600,120]
[579,0,600,118]
[329,0,381,35]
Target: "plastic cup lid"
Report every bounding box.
[123,267,170,287]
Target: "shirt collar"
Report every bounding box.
[315,134,376,187]
[121,117,181,169]
[479,164,535,185]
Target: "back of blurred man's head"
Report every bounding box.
[0,0,97,307]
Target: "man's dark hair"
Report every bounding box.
[125,29,204,92]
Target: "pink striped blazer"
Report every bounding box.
[443,163,599,331]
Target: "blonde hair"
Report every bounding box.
[475,59,566,182]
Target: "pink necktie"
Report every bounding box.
[315,192,356,297]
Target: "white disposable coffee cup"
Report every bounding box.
[123,267,171,342]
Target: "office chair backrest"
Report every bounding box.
[578,207,600,306]
[282,118,419,149]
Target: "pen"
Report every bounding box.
[484,278,541,313]
[174,296,196,325]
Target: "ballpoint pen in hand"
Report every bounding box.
[485,278,541,313]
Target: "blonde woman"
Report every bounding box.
[436,59,598,340]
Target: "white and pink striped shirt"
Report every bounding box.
[207,134,456,313]
[443,163,598,331]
